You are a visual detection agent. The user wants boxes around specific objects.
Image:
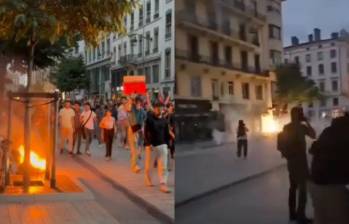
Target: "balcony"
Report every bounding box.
[221,0,266,22]
[176,49,264,75]
[118,54,138,66]
[176,10,260,49]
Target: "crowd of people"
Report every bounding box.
[58,94,175,193]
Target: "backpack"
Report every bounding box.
[277,125,301,159]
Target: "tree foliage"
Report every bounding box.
[275,63,323,107]
[51,56,88,92]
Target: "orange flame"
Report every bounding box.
[261,112,280,135]
[18,145,46,171]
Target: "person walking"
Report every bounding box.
[59,101,75,155]
[308,114,349,224]
[278,107,316,224]
[99,109,116,161]
[80,102,96,156]
[237,120,248,159]
[72,102,82,155]
[95,104,105,144]
[117,97,129,148]
[144,103,171,193]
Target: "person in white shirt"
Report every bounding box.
[117,97,129,148]
[80,102,96,156]
[59,101,75,155]
[99,109,116,161]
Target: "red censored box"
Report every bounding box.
[123,76,147,95]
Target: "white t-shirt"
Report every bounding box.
[80,110,96,130]
[59,108,75,129]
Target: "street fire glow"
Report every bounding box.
[261,112,280,134]
[18,145,46,171]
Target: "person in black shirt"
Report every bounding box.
[144,103,171,193]
[282,107,316,224]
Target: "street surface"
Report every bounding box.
[0,141,173,224]
[176,166,314,224]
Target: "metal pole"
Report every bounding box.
[50,95,58,188]
[45,102,52,180]
[23,98,31,192]
[4,93,12,186]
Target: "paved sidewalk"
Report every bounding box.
[75,141,175,223]
[0,200,120,224]
[176,136,286,205]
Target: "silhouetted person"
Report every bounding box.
[237,120,248,159]
[280,107,316,224]
[309,114,349,224]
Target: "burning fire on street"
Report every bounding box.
[261,111,281,135]
[18,145,46,171]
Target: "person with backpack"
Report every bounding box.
[237,120,249,159]
[277,106,316,224]
[308,114,349,224]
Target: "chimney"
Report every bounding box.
[331,32,339,39]
[308,34,314,42]
[314,28,321,41]
[291,36,299,46]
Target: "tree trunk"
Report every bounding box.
[23,42,35,192]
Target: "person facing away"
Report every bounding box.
[308,114,349,224]
[236,120,248,159]
[281,106,316,224]
[144,103,171,193]
[99,109,116,161]
[80,102,96,156]
[59,101,75,155]
[72,102,82,155]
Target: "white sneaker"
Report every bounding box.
[86,150,91,156]
[160,184,171,193]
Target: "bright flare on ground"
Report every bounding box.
[18,145,46,171]
[261,112,279,134]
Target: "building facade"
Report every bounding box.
[284,29,349,123]
[79,0,175,100]
[175,0,285,141]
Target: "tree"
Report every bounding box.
[274,63,323,112]
[51,56,88,93]
[0,0,137,191]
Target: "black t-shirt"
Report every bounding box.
[144,112,170,147]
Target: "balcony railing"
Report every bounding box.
[118,54,138,65]
[221,0,266,21]
[176,49,263,74]
[177,10,260,47]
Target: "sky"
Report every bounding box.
[282,0,349,46]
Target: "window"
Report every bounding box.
[320,99,326,107]
[332,80,338,91]
[305,54,311,63]
[224,46,232,65]
[333,97,339,106]
[154,0,159,19]
[165,10,172,39]
[153,27,159,53]
[220,82,225,96]
[137,68,143,75]
[319,80,325,92]
[165,49,171,79]
[255,85,263,100]
[269,24,281,40]
[123,42,127,56]
[308,102,313,108]
[330,49,337,58]
[331,62,337,73]
[211,79,219,100]
[145,31,151,55]
[191,76,202,97]
[306,66,312,76]
[130,38,136,55]
[139,5,144,27]
[228,81,234,95]
[242,83,250,99]
[145,66,151,84]
[317,51,323,61]
[270,50,281,65]
[130,12,134,31]
[146,1,151,23]
[152,65,159,83]
[294,56,300,64]
[318,64,324,75]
